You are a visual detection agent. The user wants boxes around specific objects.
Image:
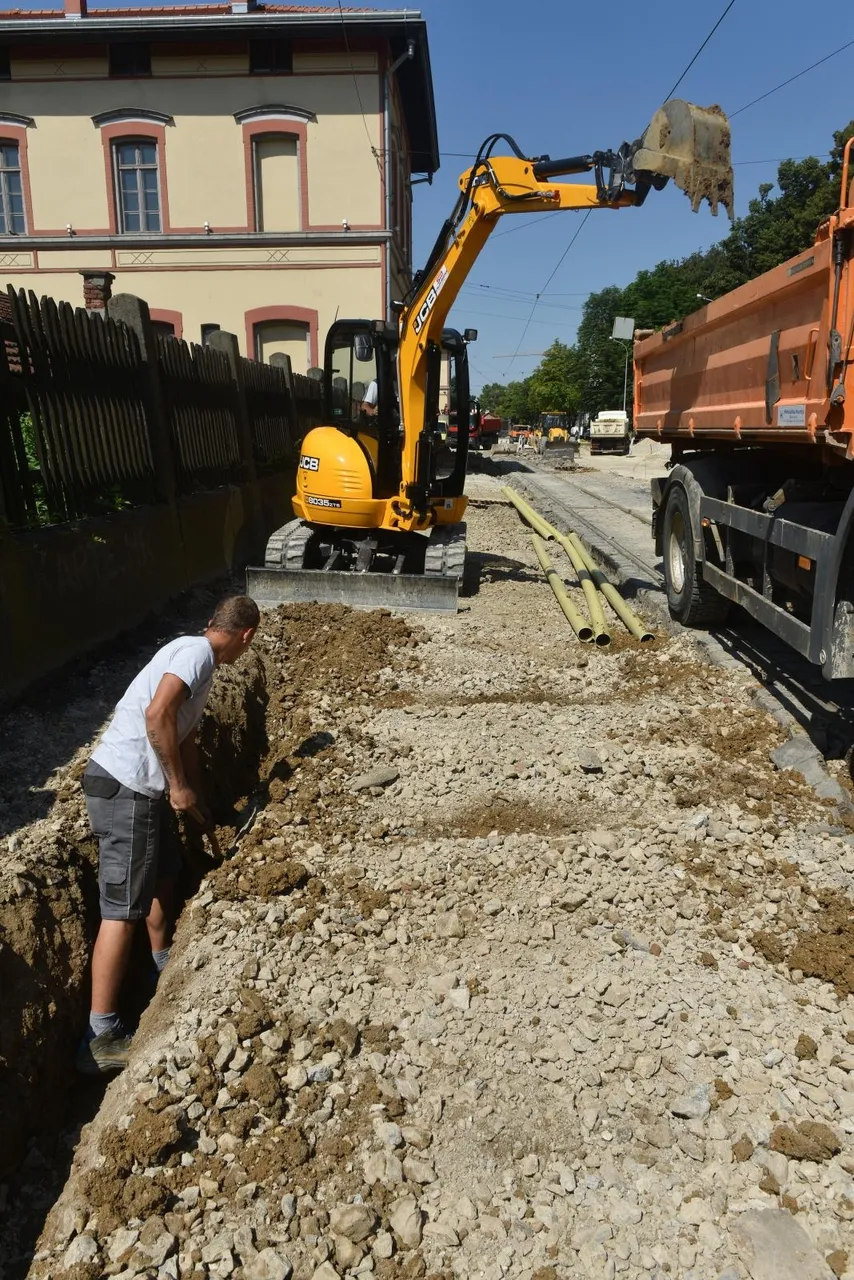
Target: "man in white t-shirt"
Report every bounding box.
[76,595,259,1076]
[361,379,378,416]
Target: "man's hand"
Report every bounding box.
[168,784,199,816]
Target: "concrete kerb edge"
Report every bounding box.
[500,470,854,820]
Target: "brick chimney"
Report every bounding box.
[81,271,114,314]
[64,0,87,17]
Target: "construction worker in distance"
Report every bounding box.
[76,595,259,1076]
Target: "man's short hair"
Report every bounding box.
[209,595,260,633]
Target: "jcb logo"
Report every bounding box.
[413,265,448,337]
[299,454,320,471]
[413,287,437,337]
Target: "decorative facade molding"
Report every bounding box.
[233,105,317,127]
[0,113,35,130]
[92,109,174,130]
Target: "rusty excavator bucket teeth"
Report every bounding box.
[631,99,734,219]
[245,567,460,614]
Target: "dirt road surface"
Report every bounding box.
[5,471,854,1280]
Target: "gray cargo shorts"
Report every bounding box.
[83,760,181,921]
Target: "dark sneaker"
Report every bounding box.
[75,1029,132,1076]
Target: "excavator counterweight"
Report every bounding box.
[247,100,733,614]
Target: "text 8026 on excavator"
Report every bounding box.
[247,99,733,613]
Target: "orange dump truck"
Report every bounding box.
[635,143,854,679]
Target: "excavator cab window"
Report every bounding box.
[327,329,380,429]
[324,320,400,495]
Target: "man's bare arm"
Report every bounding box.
[145,674,196,812]
[179,734,210,825]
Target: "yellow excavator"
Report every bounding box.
[247,99,733,612]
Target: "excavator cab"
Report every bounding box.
[316,318,473,506]
[246,320,475,611]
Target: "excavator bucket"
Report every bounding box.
[631,99,733,219]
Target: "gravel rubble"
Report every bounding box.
[6,474,854,1280]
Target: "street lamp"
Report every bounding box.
[610,316,635,415]
[696,292,714,303]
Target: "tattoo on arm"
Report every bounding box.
[147,727,176,784]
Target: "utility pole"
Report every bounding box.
[609,338,632,413]
[609,317,636,414]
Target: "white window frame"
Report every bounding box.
[0,141,26,236]
[113,137,162,234]
[251,131,301,233]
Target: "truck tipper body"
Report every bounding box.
[634,141,854,679]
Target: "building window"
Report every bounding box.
[254,319,309,372]
[0,49,10,81]
[249,39,292,74]
[114,140,161,233]
[253,134,299,231]
[0,144,26,235]
[201,323,220,345]
[152,320,176,339]
[109,43,152,77]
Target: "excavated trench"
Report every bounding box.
[0,602,420,1278]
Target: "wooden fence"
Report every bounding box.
[0,287,323,531]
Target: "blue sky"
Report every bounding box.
[10,0,853,390]
[391,0,854,391]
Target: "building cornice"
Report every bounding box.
[3,230,390,250]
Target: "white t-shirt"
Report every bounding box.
[362,380,378,407]
[92,636,216,798]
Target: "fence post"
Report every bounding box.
[107,293,176,503]
[269,351,299,452]
[207,330,258,485]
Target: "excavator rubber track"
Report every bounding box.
[246,520,466,613]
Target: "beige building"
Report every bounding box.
[0,0,438,371]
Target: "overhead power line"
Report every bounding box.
[498,5,737,372]
[336,0,382,175]
[505,210,592,372]
[661,0,737,103]
[731,36,854,117]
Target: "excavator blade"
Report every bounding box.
[246,567,459,614]
[631,99,733,219]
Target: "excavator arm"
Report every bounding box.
[394,100,733,524]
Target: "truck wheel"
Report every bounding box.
[662,485,730,626]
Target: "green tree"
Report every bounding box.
[478,377,536,422]
[528,340,581,417]
[574,286,626,416]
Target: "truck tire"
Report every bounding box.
[662,484,730,626]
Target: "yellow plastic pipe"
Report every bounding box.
[548,527,610,647]
[566,530,655,643]
[530,533,593,642]
[501,485,555,540]
[503,485,610,645]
